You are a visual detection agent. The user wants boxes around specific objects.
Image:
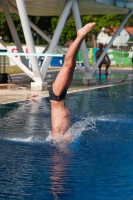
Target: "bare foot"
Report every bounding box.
[77,22,96,38]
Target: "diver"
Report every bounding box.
[49,22,96,141]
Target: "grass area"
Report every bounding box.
[2,65,60,74]
[4,66,24,74]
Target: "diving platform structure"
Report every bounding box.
[0,0,133,90]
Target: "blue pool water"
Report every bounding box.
[1,83,133,200]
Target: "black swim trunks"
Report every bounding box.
[49,85,67,101]
[99,56,108,66]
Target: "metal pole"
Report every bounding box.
[2,2,28,67]
[41,0,74,80]
[29,21,65,54]
[3,56,6,73]
[92,9,133,75]
[6,1,65,55]
[16,0,42,82]
[72,0,91,73]
[38,44,49,63]
[7,0,84,76]
[0,56,1,74]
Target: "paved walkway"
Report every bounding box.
[0,68,133,104]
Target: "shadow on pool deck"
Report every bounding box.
[0,68,133,104]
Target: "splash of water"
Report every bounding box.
[46,115,96,144]
[5,136,33,143]
[69,115,96,141]
[4,114,126,145]
[3,115,98,145]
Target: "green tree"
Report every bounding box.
[82,14,123,47]
[0,12,12,42]
[51,14,122,46]
[1,12,133,46]
[0,12,53,44]
[51,17,77,45]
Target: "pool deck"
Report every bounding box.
[0,68,133,104]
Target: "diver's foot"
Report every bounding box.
[77,22,96,38]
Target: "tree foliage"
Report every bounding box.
[0,12,133,45]
[51,14,131,45]
[0,13,53,44]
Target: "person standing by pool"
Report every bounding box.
[96,43,111,75]
[49,22,96,140]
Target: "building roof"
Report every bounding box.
[103,26,133,36]
[124,27,133,35]
[0,0,130,16]
[104,27,118,36]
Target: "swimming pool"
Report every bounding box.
[0,83,133,200]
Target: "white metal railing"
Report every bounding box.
[108,48,124,66]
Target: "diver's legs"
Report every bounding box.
[52,22,96,96]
